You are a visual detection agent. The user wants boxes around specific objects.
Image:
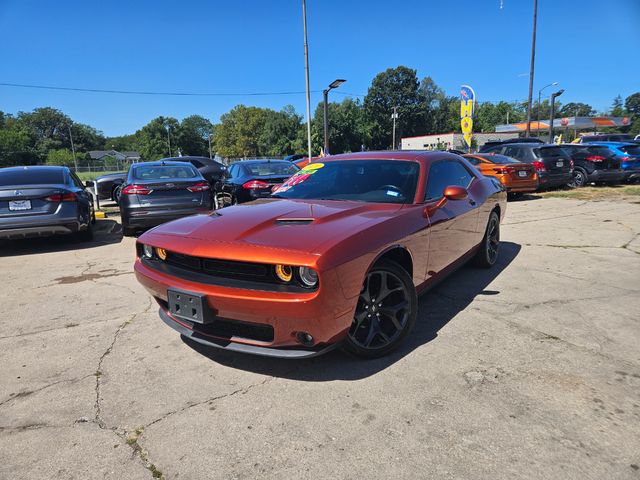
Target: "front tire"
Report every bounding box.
[343,260,417,358]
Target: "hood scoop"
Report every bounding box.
[275,217,314,225]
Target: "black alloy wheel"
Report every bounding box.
[572,169,587,188]
[345,260,417,358]
[473,211,500,268]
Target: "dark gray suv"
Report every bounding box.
[481,143,573,190]
[0,166,95,241]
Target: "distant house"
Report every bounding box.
[88,150,141,162]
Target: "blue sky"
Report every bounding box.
[1,0,638,136]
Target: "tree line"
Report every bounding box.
[1,65,639,167]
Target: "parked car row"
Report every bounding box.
[476,137,640,192]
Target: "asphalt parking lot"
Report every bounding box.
[1,197,639,480]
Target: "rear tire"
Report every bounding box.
[572,168,588,188]
[473,211,500,268]
[76,222,94,242]
[343,260,417,358]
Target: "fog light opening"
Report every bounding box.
[296,332,314,346]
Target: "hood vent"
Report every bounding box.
[275,217,314,225]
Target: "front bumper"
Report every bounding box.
[134,258,355,356]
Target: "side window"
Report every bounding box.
[425,161,474,201]
[465,156,480,166]
[227,164,239,179]
[190,159,204,168]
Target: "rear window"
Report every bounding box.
[619,145,640,155]
[132,165,200,180]
[585,146,612,157]
[244,162,299,176]
[478,154,521,165]
[0,168,65,186]
[536,147,570,159]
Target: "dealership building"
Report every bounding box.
[401,132,519,151]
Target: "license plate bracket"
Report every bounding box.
[9,200,32,211]
[167,289,213,324]
[518,171,527,177]
[556,161,564,167]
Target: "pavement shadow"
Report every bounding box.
[182,241,522,381]
[509,193,542,202]
[0,219,124,257]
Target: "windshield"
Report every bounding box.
[478,154,521,165]
[273,160,420,204]
[0,168,65,186]
[132,165,200,180]
[244,162,299,176]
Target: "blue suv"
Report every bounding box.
[585,142,640,181]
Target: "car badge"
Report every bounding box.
[14,190,22,196]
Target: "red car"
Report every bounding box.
[134,151,506,358]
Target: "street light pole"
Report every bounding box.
[302,0,312,160]
[208,132,213,159]
[67,124,78,172]
[549,89,565,143]
[525,0,538,137]
[322,79,346,156]
[392,107,399,149]
[537,81,559,136]
[166,125,172,157]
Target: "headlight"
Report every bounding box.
[142,244,154,258]
[275,264,293,282]
[298,267,318,288]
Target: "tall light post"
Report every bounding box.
[322,79,346,155]
[537,81,558,135]
[548,89,565,143]
[302,0,312,160]
[208,132,213,159]
[67,123,78,172]
[391,106,399,149]
[525,0,538,137]
[166,125,172,157]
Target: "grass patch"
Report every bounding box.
[539,185,640,202]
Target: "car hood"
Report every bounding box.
[142,198,403,255]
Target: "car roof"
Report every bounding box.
[0,165,69,173]
[162,156,217,162]
[583,142,636,147]
[320,150,456,165]
[132,160,196,167]
[237,159,295,165]
[487,143,556,148]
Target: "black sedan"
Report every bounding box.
[119,161,212,236]
[220,159,299,205]
[0,166,95,241]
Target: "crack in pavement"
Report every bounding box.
[94,298,152,429]
[144,375,277,429]
[0,374,93,408]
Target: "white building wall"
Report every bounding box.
[401,132,520,151]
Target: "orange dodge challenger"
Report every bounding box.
[463,153,538,195]
[134,151,506,358]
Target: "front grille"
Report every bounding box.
[157,298,274,342]
[165,252,271,283]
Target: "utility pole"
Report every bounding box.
[525,0,538,137]
[208,132,213,159]
[166,125,172,157]
[67,124,78,172]
[302,0,312,160]
[391,107,399,149]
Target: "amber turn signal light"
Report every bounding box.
[275,264,293,282]
[155,247,168,261]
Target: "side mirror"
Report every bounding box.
[423,185,468,217]
[443,185,468,200]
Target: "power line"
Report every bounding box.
[0,82,314,97]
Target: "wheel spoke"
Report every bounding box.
[364,319,379,347]
[352,310,368,330]
[379,300,408,331]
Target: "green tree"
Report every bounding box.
[177,115,213,156]
[259,105,304,156]
[0,116,37,166]
[104,134,138,152]
[363,66,427,149]
[624,92,640,135]
[559,102,594,117]
[135,116,179,160]
[610,95,625,117]
[45,148,76,166]
[310,98,367,154]
[213,105,269,158]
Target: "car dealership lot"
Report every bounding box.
[1,198,639,479]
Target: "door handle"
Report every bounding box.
[469,199,476,206]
